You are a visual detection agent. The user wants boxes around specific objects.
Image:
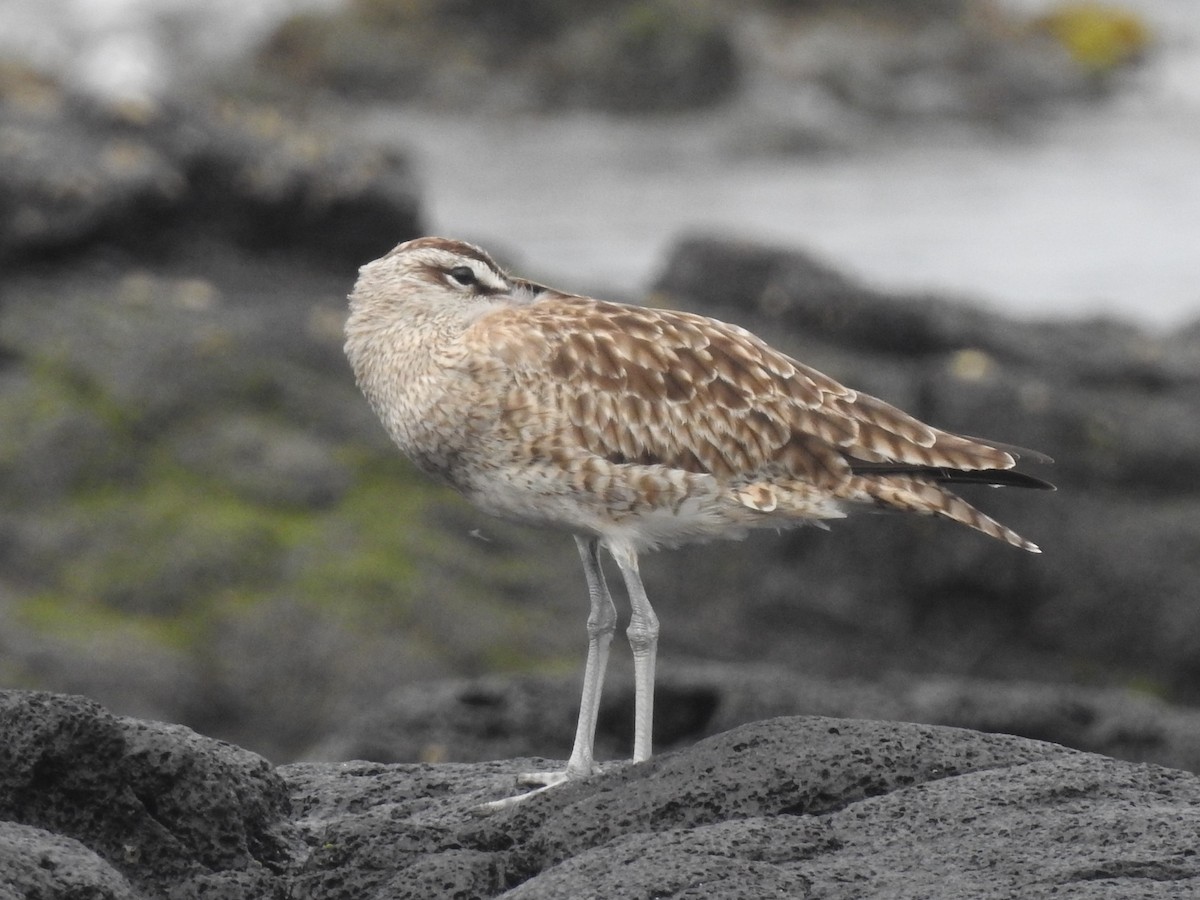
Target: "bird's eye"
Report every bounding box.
[447,266,477,287]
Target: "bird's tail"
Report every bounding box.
[845,474,1042,552]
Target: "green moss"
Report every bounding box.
[286,464,430,616]
[2,273,576,693]
[12,408,442,640]
[11,366,562,672]
[1035,4,1150,73]
[48,460,291,619]
[28,356,133,432]
[0,365,118,458]
[1123,675,1169,701]
[619,0,715,46]
[16,590,197,650]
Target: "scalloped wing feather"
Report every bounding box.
[471,296,1013,472]
[463,294,1037,549]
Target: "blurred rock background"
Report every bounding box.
[1,0,1198,767]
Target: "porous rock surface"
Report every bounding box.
[4,690,1200,899]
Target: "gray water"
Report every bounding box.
[367,95,1200,328]
[3,0,1197,328]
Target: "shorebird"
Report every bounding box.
[344,236,1053,809]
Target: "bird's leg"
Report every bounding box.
[476,536,616,813]
[608,540,658,763]
[562,535,619,777]
[521,535,617,784]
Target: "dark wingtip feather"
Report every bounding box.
[848,462,1056,491]
[957,468,1056,491]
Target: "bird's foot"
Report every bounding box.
[516,769,573,789]
[472,767,599,815]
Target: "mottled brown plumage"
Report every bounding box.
[471,293,1049,548]
[345,236,1053,809]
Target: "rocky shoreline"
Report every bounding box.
[4,690,1200,898]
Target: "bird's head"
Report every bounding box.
[388,237,510,292]
[349,237,511,317]
[347,236,552,344]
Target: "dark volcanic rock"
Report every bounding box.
[0,75,429,737]
[0,64,422,267]
[0,691,293,897]
[4,691,1200,898]
[0,822,137,900]
[532,3,739,113]
[169,413,353,509]
[249,0,1145,129]
[255,0,740,113]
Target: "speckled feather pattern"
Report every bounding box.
[345,237,1046,553]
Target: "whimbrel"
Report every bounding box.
[344,236,1053,808]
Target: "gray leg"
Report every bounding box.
[476,535,617,813]
[563,535,618,777]
[606,539,659,763]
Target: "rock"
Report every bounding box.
[0,63,427,748]
[0,692,292,898]
[0,603,202,727]
[763,7,1119,126]
[0,258,380,443]
[0,822,137,900]
[0,64,422,267]
[254,0,742,113]
[0,64,182,266]
[191,595,455,764]
[248,0,1146,134]
[652,234,1170,374]
[4,691,1200,898]
[0,370,131,505]
[532,2,740,113]
[169,414,352,510]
